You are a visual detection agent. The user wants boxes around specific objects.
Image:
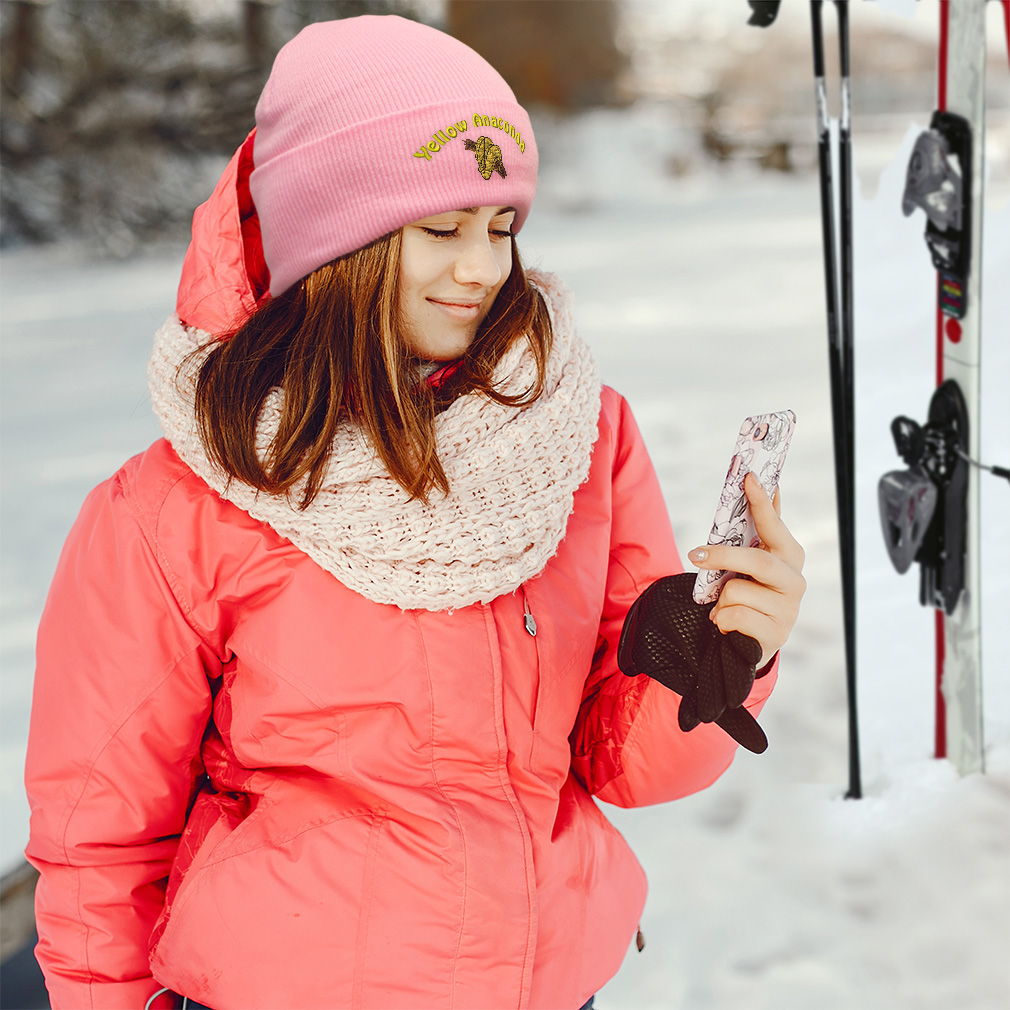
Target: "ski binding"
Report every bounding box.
[902,111,972,319]
[879,380,969,615]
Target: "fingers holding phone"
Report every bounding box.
[689,474,806,667]
[689,412,806,667]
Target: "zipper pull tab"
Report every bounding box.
[523,596,537,637]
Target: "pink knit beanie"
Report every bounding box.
[250,15,538,296]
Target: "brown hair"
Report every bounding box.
[194,232,552,507]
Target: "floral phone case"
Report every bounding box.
[693,410,797,605]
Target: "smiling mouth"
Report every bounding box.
[428,298,484,319]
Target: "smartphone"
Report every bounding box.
[692,410,796,605]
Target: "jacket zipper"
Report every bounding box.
[522,590,537,637]
[478,604,537,1007]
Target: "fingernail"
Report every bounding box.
[689,548,708,563]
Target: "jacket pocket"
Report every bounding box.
[150,807,386,1010]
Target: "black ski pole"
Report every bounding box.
[811,0,861,799]
[838,0,854,487]
[836,0,859,801]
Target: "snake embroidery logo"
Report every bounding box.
[464,136,506,179]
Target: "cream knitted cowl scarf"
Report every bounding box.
[148,271,601,612]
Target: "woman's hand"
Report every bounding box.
[687,472,806,668]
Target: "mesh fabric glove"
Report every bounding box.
[617,572,769,753]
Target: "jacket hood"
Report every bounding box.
[176,131,272,337]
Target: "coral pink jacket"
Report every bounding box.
[25,133,775,1010]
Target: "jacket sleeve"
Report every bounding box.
[24,468,216,1010]
[569,392,776,808]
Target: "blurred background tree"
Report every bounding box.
[446,0,628,109]
[0,0,432,251]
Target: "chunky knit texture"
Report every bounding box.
[148,271,601,611]
[252,16,538,296]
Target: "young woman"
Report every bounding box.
[25,16,805,1010]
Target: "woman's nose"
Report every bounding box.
[453,237,502,288]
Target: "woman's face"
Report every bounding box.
[398,205,516,361]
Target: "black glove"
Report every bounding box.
[617,572,769,753]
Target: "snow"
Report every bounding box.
[2,44,1008,1010]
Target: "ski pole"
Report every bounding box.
[838,0,854,495]
[811,0,861,799]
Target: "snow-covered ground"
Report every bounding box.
[2,34,1008,1010]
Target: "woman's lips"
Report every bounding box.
[427,298,483,321]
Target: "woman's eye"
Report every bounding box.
[490,228,513,239]
[421,226,457,238]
